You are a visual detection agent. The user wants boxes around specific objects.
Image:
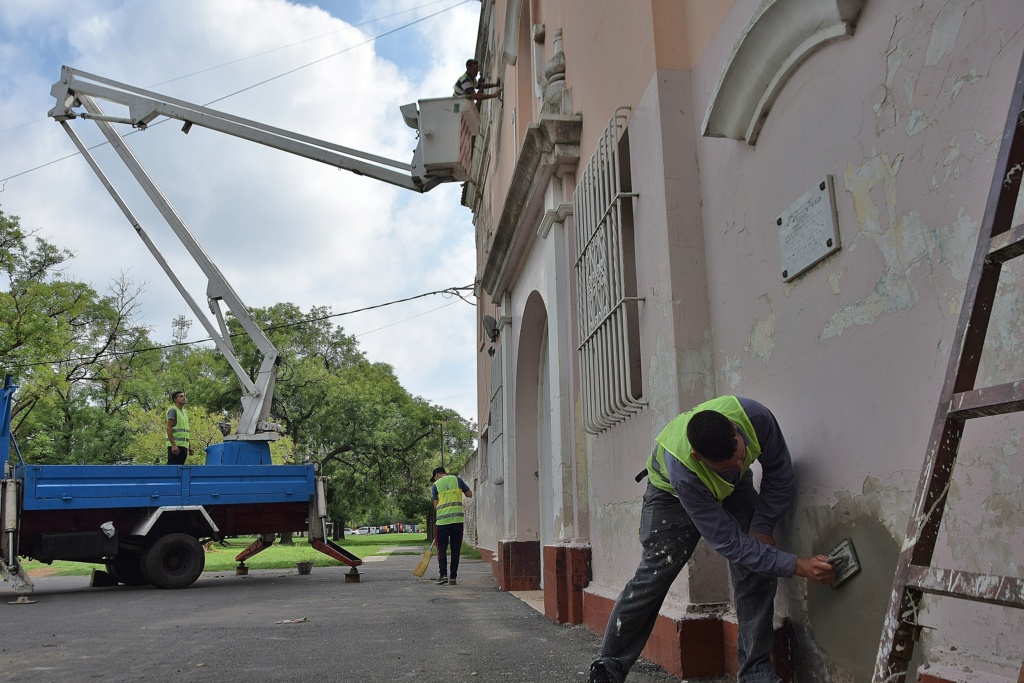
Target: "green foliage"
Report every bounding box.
[0,208,476,519]
[22,534,433,576]
[0,208,164,464]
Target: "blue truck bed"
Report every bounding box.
[17,464,317,511]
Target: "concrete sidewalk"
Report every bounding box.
[0,554,686,683]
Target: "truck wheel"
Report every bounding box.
[106,552,147,586]
[143,533,205,589]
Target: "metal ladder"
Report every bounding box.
[872,48,1024,683]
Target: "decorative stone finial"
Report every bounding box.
[542,28,569,115]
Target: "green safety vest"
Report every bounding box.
[165,406,191,448]
[435,475,465,525]
[646,396,761,501]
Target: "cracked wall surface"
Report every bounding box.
[471,1,1024,680]
[690,0,1024,678]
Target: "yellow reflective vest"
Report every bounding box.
[435,475,466,525]
[165,406,191,448]
[646,396,761,501]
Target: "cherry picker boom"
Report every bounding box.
[0,66,477,598]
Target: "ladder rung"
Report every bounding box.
[987,222,1024,265]
[907,565,1024,609]
[950,380,1024,419]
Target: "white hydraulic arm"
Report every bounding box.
[47,66,462,439]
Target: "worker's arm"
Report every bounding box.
[166,410,177,452]
[737,398,795,535]
[458,477,473,498]
[667,455,798,577]
[431,483,439,509]
[749,531,835,584]
[795,556,835,584]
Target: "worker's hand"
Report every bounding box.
[171,445,179,454]
[188,447,194,456]
[749,531,776,547]
[795,555,836,585]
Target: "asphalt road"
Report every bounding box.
[0,553,687,683]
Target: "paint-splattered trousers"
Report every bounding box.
[598,478,780,683]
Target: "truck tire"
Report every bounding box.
[106,552,147,586]
[143,533,205,589]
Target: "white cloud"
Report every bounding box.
[0,0,481,419]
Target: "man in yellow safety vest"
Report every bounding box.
[587,396,837,683]
[165,390,193,465]
[431,466,473,586]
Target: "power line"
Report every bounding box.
[0,0,470,186]
[0,0,460,136]
[206,0,469,106]
[2,284,475,370]
[151,0,459,89]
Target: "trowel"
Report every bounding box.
[826,537,861,589]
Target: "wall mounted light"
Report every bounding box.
[482,315,500,343]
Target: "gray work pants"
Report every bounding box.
[598,476,780,682]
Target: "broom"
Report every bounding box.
[412,540,436,577]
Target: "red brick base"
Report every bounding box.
[583,588,725,678]
[495,540,540,591]
[542,545,592,624]
[582,589,794,680]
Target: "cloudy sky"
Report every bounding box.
[0,0,481,419]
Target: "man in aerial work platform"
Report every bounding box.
[454,59,500,103]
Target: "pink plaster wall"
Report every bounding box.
[472,0,1024,678]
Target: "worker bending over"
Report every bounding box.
[588,396,835,683]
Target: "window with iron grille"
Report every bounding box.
[573,107,645,435]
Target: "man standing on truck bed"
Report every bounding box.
[166,390,193,465]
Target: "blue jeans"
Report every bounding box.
[598,478,780,683]
[436,523,463,579]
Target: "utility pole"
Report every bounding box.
[439,422,445,469]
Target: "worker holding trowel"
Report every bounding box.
[587,396,837,683]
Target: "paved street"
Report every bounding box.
[0,554,683,683]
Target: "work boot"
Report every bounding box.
[448,578,457,585]
[587,660,610,683]
[437,576,449,585]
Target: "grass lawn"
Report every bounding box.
[22,532,479,577]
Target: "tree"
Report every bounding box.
[209,303,477,525]
[0,208,163,464]
[0,208,476,512]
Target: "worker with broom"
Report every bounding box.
[587,396,837,683]
[431,466,473,586]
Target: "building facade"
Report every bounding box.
[464,1,1024,680]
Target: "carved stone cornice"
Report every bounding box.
[481,115,582,301]
[702,0,867,145]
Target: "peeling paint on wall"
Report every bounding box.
[822,152,979,340]
[744,294,776,363]
[924,0,966,67]
[720,356,743,389]
[648,328,713,434]
[873,0,984,140]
